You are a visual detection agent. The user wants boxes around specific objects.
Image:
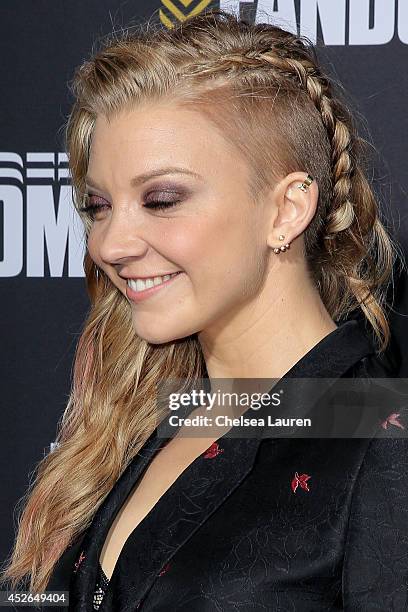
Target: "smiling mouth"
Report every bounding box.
[126,271,183,302]
[126,271,182,292]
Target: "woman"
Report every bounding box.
[2,8,407,611]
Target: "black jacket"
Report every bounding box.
[43,319,408,611]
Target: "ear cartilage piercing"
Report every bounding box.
[297,174,314,192]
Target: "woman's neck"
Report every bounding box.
[198,266,337,381]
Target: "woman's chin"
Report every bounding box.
[131,320,195,345]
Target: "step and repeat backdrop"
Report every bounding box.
[1,0,407,566]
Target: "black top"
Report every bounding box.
[43,319,408,611]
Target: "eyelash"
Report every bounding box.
[79,194,182,219]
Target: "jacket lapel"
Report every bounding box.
[68,429,167,611]
[68,319,376,611]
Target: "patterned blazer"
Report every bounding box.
[43,319,408,611]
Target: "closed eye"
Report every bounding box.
[79,193,182,221]
[144,200,182,211]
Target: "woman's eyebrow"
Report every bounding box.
[85,166,204,190]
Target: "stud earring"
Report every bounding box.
[273,235,291,254]
[297,174,314,192]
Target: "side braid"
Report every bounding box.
[250,52,390,334]
[181,43,394,343]
[248,49,394,340]
[254,51,356,237]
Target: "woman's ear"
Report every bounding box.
[266,172,319,250]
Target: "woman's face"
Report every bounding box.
[85,102,271,344]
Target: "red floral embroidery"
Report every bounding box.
[203,441,224,458]
[291,471,311,493]
[158,562,171,576]
[73,550,85,573]
[380,412,405,430]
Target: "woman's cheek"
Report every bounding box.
[162,222,207,263]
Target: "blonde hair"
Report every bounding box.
[2,7,403,593]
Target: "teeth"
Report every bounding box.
[127,272,179,293]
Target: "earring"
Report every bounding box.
[297,174,314,192]
[95,266,100,284]
[273,234,291,254]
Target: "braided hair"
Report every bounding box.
[70,8,400,351]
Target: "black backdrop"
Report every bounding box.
[1,0,407,572]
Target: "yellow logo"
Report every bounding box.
[160,0,214,29]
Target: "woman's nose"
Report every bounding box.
[98,210,149,265]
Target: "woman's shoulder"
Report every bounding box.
[336,331,408,607]
[341,432,408,610]
[347,345,396,378]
